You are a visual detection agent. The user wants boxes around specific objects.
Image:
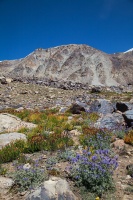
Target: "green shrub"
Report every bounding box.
[57,149,76,161]
[115,130,125,139]
[16,154,33,165]
[13,162,48,192]
[0,140,26,164]
[69,149,117,196]
[45,156,59,169]
[80,130,112,150]
[0,164,7,175]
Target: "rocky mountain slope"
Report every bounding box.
[0,44,133,86]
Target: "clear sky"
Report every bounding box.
[0,0,133,60]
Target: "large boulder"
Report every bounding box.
[26,176,79,200]
[94,113,124,130]
[0,113,36,133]
[0,132,27,149]
[123,109,133,120]
[89,99,115,115]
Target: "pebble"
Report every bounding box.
[124,156,129,159]
[127,152,132,156]
[68,116,73,120]
[126,175,132,180]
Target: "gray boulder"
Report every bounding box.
[75,100,90,111]
[124,109,133,120]
[94,113,124,129]
[0,113,36,133]
[26,176,79,200]
[89,99,115,115]
[0,132,27,149]
[123,109,133,127]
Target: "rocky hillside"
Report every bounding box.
[0,44,133,86]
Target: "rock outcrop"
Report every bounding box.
[26,176,79,200]
[0,113,36,133]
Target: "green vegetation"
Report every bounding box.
[0,140,25,164]
[0,108,121,198]
[13,161,48,192]
[0,164,7,175]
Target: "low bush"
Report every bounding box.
[13,162,48,192]
[79,129,112,150]
[57,149,76,161]
[0,164,7,175]
[69,148,118,196]
[0,140,25,164]
[45,156,59,169]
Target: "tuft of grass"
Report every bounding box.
[0,140,26,164]
[124,186,133,194]
[88,112,99,122]
[115,130,126,139]
[0,164,7,175]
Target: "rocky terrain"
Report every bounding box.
[0,79,133,200]
[0,44,133,87]
[0,45,133,200]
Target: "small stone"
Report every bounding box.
[69,129,81,136]
[126,175,132,180]
[124,156,129,159]
[15,107,24,112]
[20,191,27,196]
[42,155,47,159]
[59,107,68,113]
[56,164,61,167]
[127,152,132,156]
[68,116,73,120]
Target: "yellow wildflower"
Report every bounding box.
[95,197,100,200]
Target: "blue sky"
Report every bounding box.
[0,0,133,60]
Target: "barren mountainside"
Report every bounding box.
[0,44,133,86]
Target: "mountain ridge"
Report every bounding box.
[0,44,133,87]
